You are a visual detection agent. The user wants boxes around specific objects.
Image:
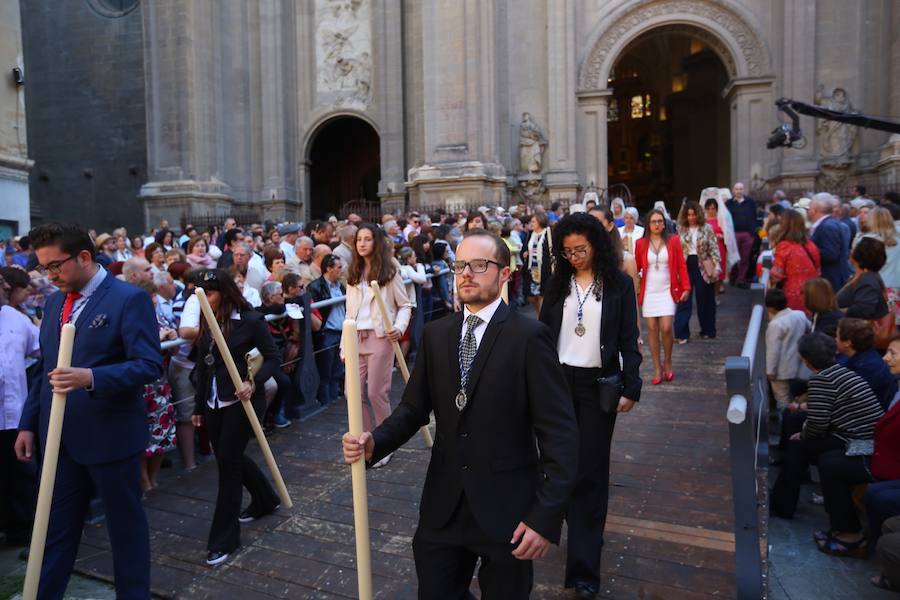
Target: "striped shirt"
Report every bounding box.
[804,364,885,442]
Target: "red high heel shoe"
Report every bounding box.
[664,372,675,382]
[652,376,663,385]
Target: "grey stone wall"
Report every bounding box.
[20,0,147,234]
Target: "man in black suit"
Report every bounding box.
[343,230,579,599]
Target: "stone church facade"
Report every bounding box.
[15,0,900,231]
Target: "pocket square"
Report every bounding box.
[89,314,109,329]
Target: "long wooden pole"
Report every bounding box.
[342,319,373,600]
[194,288,293,509]
[23,323,76,600]
[370,281,433,447]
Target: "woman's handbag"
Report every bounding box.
[701,256,720,283]
[595,373,623,414]
[245,347,263,381]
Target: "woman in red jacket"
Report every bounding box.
[815,334,900,558]
[635,208,690,385]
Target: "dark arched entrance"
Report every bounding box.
[607,32,730,209]
[308,117,381,219]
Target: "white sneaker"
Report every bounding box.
[372,453,393,469]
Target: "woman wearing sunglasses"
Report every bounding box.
[538,212,642,599]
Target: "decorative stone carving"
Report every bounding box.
[814,85,858,167]
[518,113,548,174]
[518,174,546,201]
[316,0,372,106]
[579,0,770,91]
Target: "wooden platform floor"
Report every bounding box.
[73,289,752,599]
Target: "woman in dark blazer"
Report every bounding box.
[190,269,282,566]
[837,237,890,320]
[539,212,642,599]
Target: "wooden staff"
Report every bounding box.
[194,288,293,509]
[23,323,75,600]
[370,281,434,448]
[342,319,373,600]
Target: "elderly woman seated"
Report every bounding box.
[770,332,884,520]
[256,281,301,431]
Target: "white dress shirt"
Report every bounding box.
[0,306,40,429]
[461,295,504,352]
[557,279,603,368]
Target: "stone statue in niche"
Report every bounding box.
[814,85,858,166]
[518,112,548,174]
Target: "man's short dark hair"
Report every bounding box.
[837,318,875,353]
[28,222,95,259]
[322,254,341,272]
[798,332,837,370]
[18,236,30,251]
[550,201,562,212]
[856,185,866,195]
[0,266,30,290]
[765,288,788,311]
[223,228,243,247]
[462,229,511,268]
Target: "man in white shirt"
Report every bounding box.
[153,271,178,324]
[333,223,357,279]
[232,243,269,292]
[402,212,421,242]
[0,273,40,545]
[285,236,314,275]
[278,223,302,259]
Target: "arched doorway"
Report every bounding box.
[607,32,730,208]
[308,117,380,219]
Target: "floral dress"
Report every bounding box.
[144,312,177,457]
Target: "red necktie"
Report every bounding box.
[61,292,82,327]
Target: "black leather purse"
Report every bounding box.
[595,372,623,414]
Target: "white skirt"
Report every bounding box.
[642,290,676,317]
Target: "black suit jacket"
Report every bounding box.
[192,310,281,414]
[538,271,643,402]
[370,301,579,545]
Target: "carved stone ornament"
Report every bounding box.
[579,0,770,91]
[518,175,546,201]
[316,0,373,106]
[519,112,548,174]
[814,85,858,168]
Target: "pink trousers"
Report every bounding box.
[357,331,395,432]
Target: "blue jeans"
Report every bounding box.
[315,329,343,405]
[675,255,717,339]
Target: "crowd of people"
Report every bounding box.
[2,180,900,596]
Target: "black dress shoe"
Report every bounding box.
[239,504,280,523]
[574,581,598,599]
[206,550,231,566]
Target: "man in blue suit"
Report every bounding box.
[15,222,162,600]
[808,193,852,292]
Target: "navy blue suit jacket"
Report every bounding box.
[811,216,851,292]
[20,273,163,465]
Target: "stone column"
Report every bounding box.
[407,0,506,210]
[576,90,612,193]
[374,0,406,214]
[140,0,232,227]
[544,0,578,201]
[776,0,818,178]
[258,0,300,220]
[726,77,776,188]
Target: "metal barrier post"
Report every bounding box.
[725,355,764,600]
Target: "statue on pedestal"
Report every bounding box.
[814,85,857,167]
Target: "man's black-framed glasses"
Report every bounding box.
[450,259,503,274]
[39,255,77,275]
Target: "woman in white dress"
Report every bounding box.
[635,209,691,385]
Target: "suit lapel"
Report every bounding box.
[445,311,464,393]
[463,301,510,404]
[73,274,114,338]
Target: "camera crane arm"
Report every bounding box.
[768,98,900,149]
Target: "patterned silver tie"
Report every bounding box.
[456,314,482,411]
